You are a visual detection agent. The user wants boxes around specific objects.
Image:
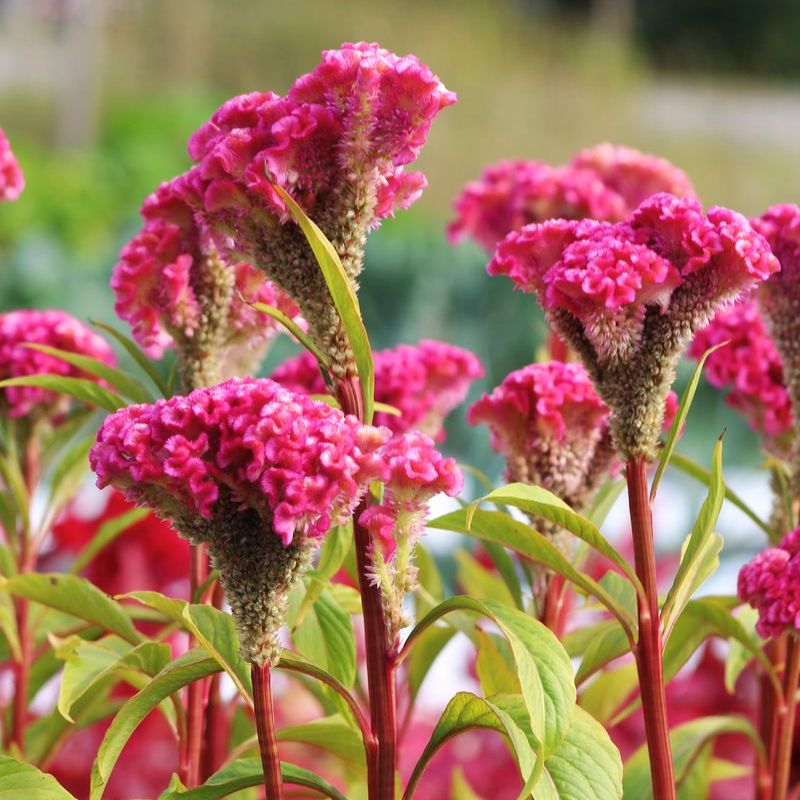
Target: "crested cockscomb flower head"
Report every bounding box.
[0,127,24,202]
[112,178,302,385]
[468,361,614,509]
[182,43,455,383]
[752,204,800,296]
[0,309,115,421]
[271,339,483,440]
[689,299,792,456]
[488,194,779,457]
[738,528,800,639]
[570,143,695,211]
[90,378,390,663]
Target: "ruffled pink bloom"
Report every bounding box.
[752,203,800,296]
[0,309,115,420]
[448,145,694,251]
[90,377,389,545]
[739,528,800,638]
[360,431,462,558]
[0,127,24,202]
[112,178,302,363]
[272,339,483,440]
[689,299,792,452]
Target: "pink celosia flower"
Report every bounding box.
[448,145,694,251]
[112,178,302,383]
[0,127,24,202]
[272,339,484,440]
[180,43,455,380]
[488,194,779,456]
[738,528,800,638]
[0,309,115,420]
[689,299,792,454]
[468,361,614,509]
[90,377,388,545]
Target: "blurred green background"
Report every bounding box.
[2,0,799,483]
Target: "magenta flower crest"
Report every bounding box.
[488,193,779,456]
[0,310,115,422]
[112,178,302,387]
[272,339,483,440]
[468,361,615,511]
[90,378,390,663]
[181,43,455,380]
[0,127,24,202]
[738,529,800,639]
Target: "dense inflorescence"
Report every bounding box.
[177,42,455,381]
[448,144,694,251]
[272,339,483,440]
[489,193,779,457]
[0,127,24,202]
[0,309,116,422]
[112,178,302,387]
[90,377,390,662]
[739,529,800,639]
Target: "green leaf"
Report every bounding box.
[270,182,375,422]
[296,523,352,624]
[650,341,727,501]
[0,755,78,798]
[472,484,642,594]
[161,757,347,800]
[278,714,365,771]
[623,715,764,799]
[579,663,638,724]
[456,549,517,607]
[90,650,220,800]
[70,507,150,575]
[676,743,712,800]
[452,768,486,800]
[480,540,525,610]
[90,320,170,397]
[2,573,143,645]
[408,624,456,701]
[182,604,252,703]
[22,343,154,404]
[0,375,126,413]
[476,630,521,696]
[661,436,725,638]
[575,623,631,686]
[122,590,188,623]
[724,607,759,693]
[669,452,773,539]
[47,436,94,514]
[0,588,21,660]
[430,508,637,640]
[585,479,626,527]
[248,299,330,368]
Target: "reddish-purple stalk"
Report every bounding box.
[202,581,228,780]
[626,457,676,800]
[770,635,800,800]
[541,574,568,636]
[252,662,284,800]
[338,375,398,800]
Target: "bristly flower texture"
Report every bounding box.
[468,361,614,513]
[738,528,800,639]
[448,144,694,251]
[272,339,484,440]
[0,309,115,422]
[0,127,24,202]
[359,431,462,643]
[489,193,779,457]
[690,299,792,458]
[112,178,302,388]
[89,377,390,663]
[180,42,455,381]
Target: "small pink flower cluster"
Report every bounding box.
[272,339,483,440]
[0,309,115,420]
[738,529,800,639]
[0,127,24,202]
[185,42,455,239]
[112,179,301,361]
[360,431,462,558]
[490,194,778,364]
[448,144,694,250]
[689,299,792,447]
[90,377,390,545]
[752,203,800,296]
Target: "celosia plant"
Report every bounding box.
[0,127,24,202]
[272,338,483,439]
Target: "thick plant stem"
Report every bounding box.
[541,574,567,636]
[771,635,800,800]
[252,662,284,800]
[627,457,676,800]
[757,636,786,800]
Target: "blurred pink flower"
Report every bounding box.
[0,127,24,201]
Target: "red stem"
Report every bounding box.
[757,637,786,800]
[202,581,228,780]
[771,635,800,800]
[252,662,284,800]
[541,574,567,636]
[626,457,676,800]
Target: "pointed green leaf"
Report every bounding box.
[0,375,126,412]
[248,299,330,367]
[408,624,456,700]
[476,631,521,696]
[456,549,517,606]
[70,507,150,575]
[278,714,365,771]
[0,756,78,798]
